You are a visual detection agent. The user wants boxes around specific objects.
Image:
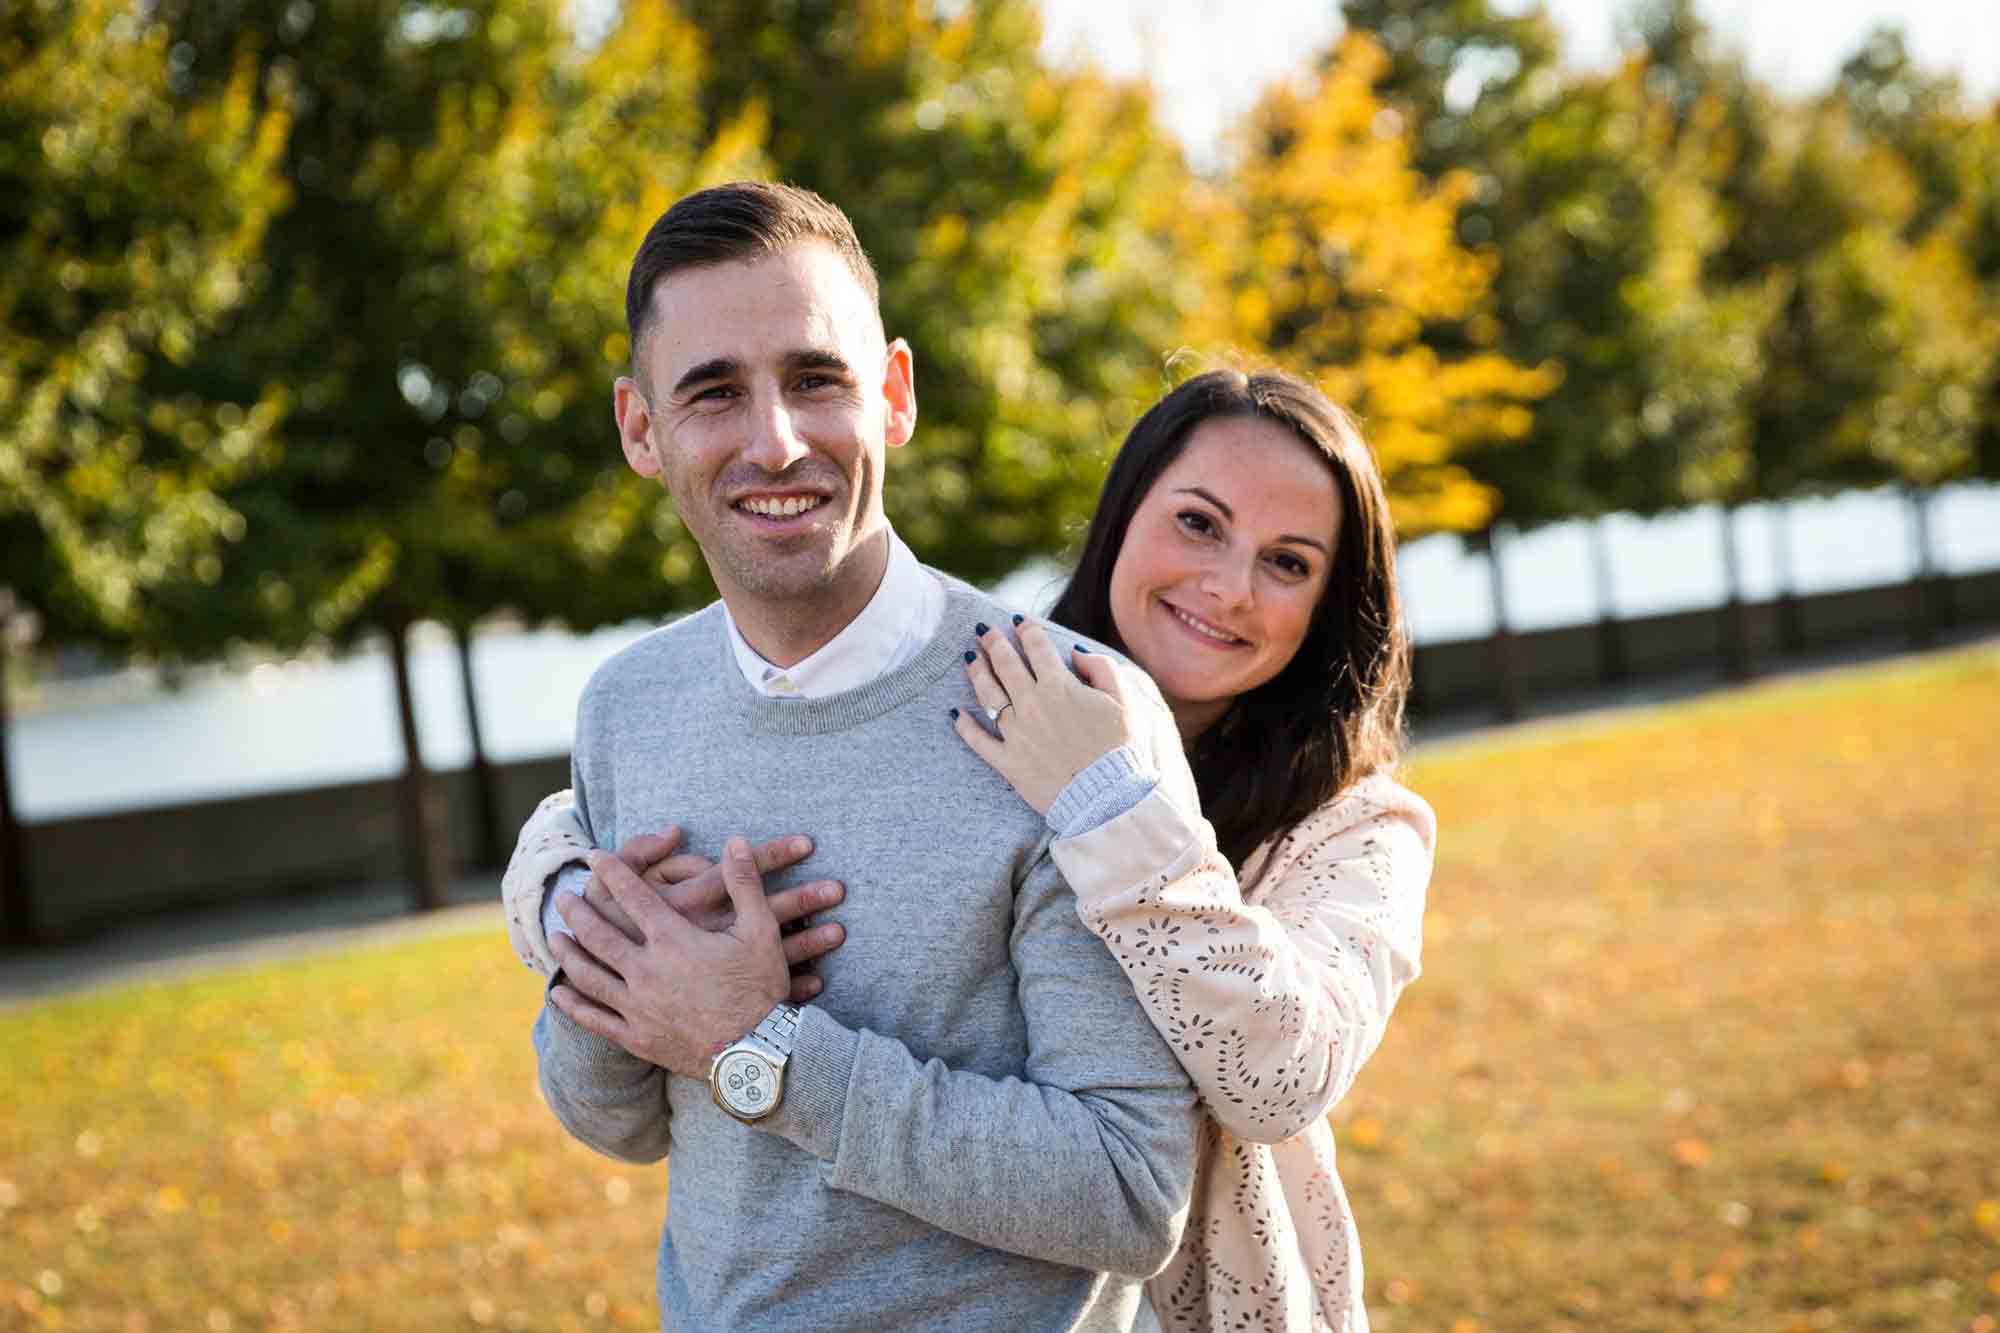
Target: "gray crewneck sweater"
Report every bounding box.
[533,574,1199,1332]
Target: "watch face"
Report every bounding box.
[714,1048,778,1118]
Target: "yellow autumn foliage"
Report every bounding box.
[1183,34,1558,537]
[0,1,292,629]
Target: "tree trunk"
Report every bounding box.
[0,648,30,947]
[1772,501,1805,656]
[385,612,452,912]
[1590,515,1627,685]
[1480,524,1523,722]
[1906,486,1939,649]
[454,622,504,871]
[1718,504,1754,681]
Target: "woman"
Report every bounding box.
[503,368,1433,1332]
[947,368,1433,1331]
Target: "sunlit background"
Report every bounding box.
[7,0,1997,832]
[3,2,1997,1329]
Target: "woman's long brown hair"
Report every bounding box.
[1049,369,1411,876]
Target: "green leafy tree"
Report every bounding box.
[0,0,290,941]
[1339,0,1562,187]
[1960,110,2000,491]
[1830,38,2000,637]
[1712,31,1997,648]
[359,5,763,864]
[1835,27,1971,242]
[129,0,709,904]
[1579,4,1993,662]
[431,2,765,638]
[1608,2,1822,676]
[1,3,290,633]
[1342,0,1670,701]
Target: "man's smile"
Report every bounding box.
[735,492,830,520]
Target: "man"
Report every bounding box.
[531,181,1199,1331]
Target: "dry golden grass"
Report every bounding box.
[1347,643,2000,1332]
[2,643,1995,1331]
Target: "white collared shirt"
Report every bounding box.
[722,528,944,698]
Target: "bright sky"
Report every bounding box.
[1039,0,2000,165]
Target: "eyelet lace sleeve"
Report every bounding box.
[501,788,593,974]
[1053,776,1433,1142]
[1049,773,1436,1332]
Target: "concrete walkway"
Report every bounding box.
[0,872,506,1010]
[4,629,1987,1011]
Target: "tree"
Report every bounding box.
[1340,0,1563,186]
[1201,28,1556,715]
[1342,0,1659,694]
[427,2,766,627]
[127,0,666,907]
[0,0,290,941]
[1959,108,2000,502]
[1371,0,1783,683]
[1848,189,1996,644]
[1199,32,1557,537]
[1835,27,1971,242]
[363,3,765,867]
[1831,37,2000,638]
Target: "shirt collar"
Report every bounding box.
[723,529,942,698]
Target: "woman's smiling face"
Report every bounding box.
[1108,415,1342,737]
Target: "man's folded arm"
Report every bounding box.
[757,852,1200,1276]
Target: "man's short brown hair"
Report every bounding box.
[625,181,881,372]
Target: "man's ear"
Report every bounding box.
[881,338,917,450]
[614,377,661,477]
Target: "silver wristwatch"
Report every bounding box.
[709,1003,801,1123]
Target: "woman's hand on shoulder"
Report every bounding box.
[951,617,1144,816]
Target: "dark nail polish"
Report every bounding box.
[1074,646,1090,654]
[975,621,990,635]
[1012,614,1023,625]
[964,650,976,663]
[948,707,960,719]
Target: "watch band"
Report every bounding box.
[749,1003,801,1058]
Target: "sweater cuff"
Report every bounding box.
[542,862,593,947]
[761,1004,858,1160]
[1047,744,1158,838]
[1050,785,1217,907]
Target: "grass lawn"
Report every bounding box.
[3,643,1996,1331]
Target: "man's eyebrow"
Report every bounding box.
[786,349,852,375]
[670,357,740,397]
[671,351,851,397]
[1174,486,1330,555]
